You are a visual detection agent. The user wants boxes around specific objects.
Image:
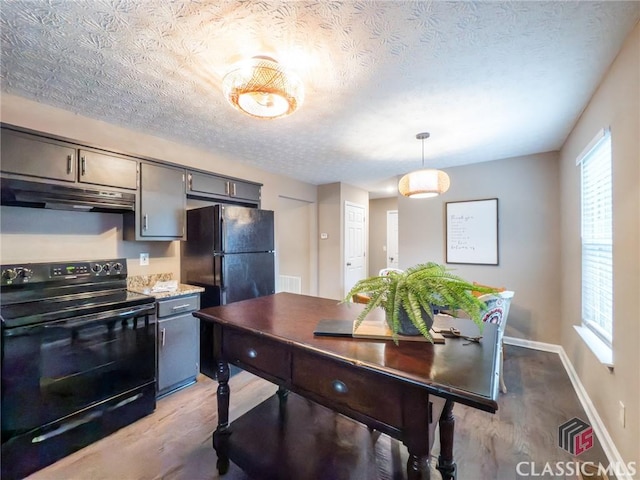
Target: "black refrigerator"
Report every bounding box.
[181,204,275,379]
[181,205,275,309]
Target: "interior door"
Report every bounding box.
[344,201,366,297]
[386,210,399,269]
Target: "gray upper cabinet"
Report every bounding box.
[78,150,138,190]
[232,180,261,202]
[1,129,76,182]
[125,163,186,240]
[1,129,138,190]
[187,171,261,204]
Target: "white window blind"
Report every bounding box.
[579,130,612,346]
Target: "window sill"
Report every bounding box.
[574,325,613,370]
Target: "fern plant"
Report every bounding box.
[344,262,498,342]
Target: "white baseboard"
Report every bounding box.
[503,336,633,480]
[503,335,563,353]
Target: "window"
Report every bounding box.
[578,129,612,346]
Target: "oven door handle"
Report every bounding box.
[117,304,155,318]
[31,411,103,443]
[42,303,156,330]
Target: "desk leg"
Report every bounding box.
[407,453,431,480]
[276,385,288,418]
[436,400,457,480]
[212,360,230,475]
[404,395,432,479]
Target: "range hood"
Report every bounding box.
[1,178,135,213]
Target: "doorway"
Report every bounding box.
[276,196,314,295]
[386,210,399,269]
[344,201,366,296]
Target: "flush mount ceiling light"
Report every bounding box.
[222,56,304,119]
[398,132,450,199]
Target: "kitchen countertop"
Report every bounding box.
[127,273,204,300]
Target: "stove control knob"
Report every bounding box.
[102,264,111,273]
[2,269,17,281]
[112,262,123,272]
[18,268,33,279]
[91,264,102,273]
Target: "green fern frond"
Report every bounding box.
[342,262,501,342]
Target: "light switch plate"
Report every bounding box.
[139,253,149,266]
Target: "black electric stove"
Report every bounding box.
[1,258,157,480]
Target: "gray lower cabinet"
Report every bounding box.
[156,294,200,397]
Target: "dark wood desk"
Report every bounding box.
[195,293,500,480]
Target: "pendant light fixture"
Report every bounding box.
[222,56,304,119]
[398,132,450,198]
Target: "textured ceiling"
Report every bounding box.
[1,1,639,197]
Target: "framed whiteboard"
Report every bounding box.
[446,198,499,265]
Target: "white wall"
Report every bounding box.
[398,151,561,343]
[559,22,639,467]
[317,182,369,300]
[0,94,318,289]
[276,196,317,295]
[369,197,398,275]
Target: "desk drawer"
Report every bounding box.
[292,350,403,428]
[223,329,290,381]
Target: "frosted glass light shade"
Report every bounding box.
[398,169,450,198]
[222,56,304,119]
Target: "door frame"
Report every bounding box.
[343,201,366,297]
[386,209,399,269]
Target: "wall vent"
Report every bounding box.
[278,275,302,294]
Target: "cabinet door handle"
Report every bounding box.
[171,304,191,311]
[80,156,86,176]
[225,181,230,196]
[247,348,257,359]
[66,154,73,174]
[161,328,166,347]
[231,182,237,196]
[143,214,148,231]
[188,173,193,190]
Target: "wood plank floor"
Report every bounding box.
[26,346,611,480]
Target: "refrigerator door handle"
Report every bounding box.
[219,215,225,252]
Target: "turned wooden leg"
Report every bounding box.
[407,453,431,480]
[436,399,457,480]
[276,385,289,418]
[213,360,230,474]
[276,385,289,404]
[403,391,433,479]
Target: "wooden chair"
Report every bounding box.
[352,269,403,304]
[378,268,403,276]
[352,293,371,304]
[477,290,515,394]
